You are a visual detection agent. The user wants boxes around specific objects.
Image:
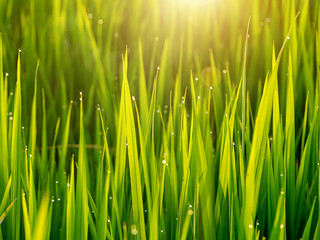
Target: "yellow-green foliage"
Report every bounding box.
[0,0,320,239]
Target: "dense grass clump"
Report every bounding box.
[0,0,319,239]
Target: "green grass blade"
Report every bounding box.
[74,92,89,240]
[10,49,22,240]
[242,16,251,156]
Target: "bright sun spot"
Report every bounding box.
[179,0,212,6]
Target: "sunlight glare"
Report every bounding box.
[179,0,213,6]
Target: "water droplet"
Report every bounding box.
[157,66,160,70]
[109,196,112,200]
[256,221,259,226]
[87,13,93,19]
[114,32,119,38]
[188,209,194,215]
[189,204,192,208]
[9,112,12,116]
[107,218,111,223]
[195,77,198,81]
[132,96,135,101]
[164,110,167,114]
[280,173,283,177]
[160,229,163,233]
[56,181,58,184]
[269,137,273,141]
[52,199,54,202]
[58,198,61,201]
[157,109,160,113]
[131,225,138,235]
[5,73,9,77]
[198,96,200,99]
[210,86,213,90]
[9,117,13,121]
[286,36,290,40]
[232,142,235,146]
[280,224,284,229]
[30,154,32,158]
[22,126,24,129]
[210,131,213,135]
[266,17,271,23]
[225,114,228,117]
[162,160,166,164]
[205,111,208,114]
[10,92,13,96]
[19,49,22,53]
[223,69,227,74]
[144,209,147,212]
[98,19,103,24]
[126,143,128,146]
[249,224,253,229]
[176,217,178,221]
[182,100,185,104]
[280,191,285,195]
[67,183,70,187]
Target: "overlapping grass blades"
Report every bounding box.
[0,0,320,239]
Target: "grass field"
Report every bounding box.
[0,0,319,239]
